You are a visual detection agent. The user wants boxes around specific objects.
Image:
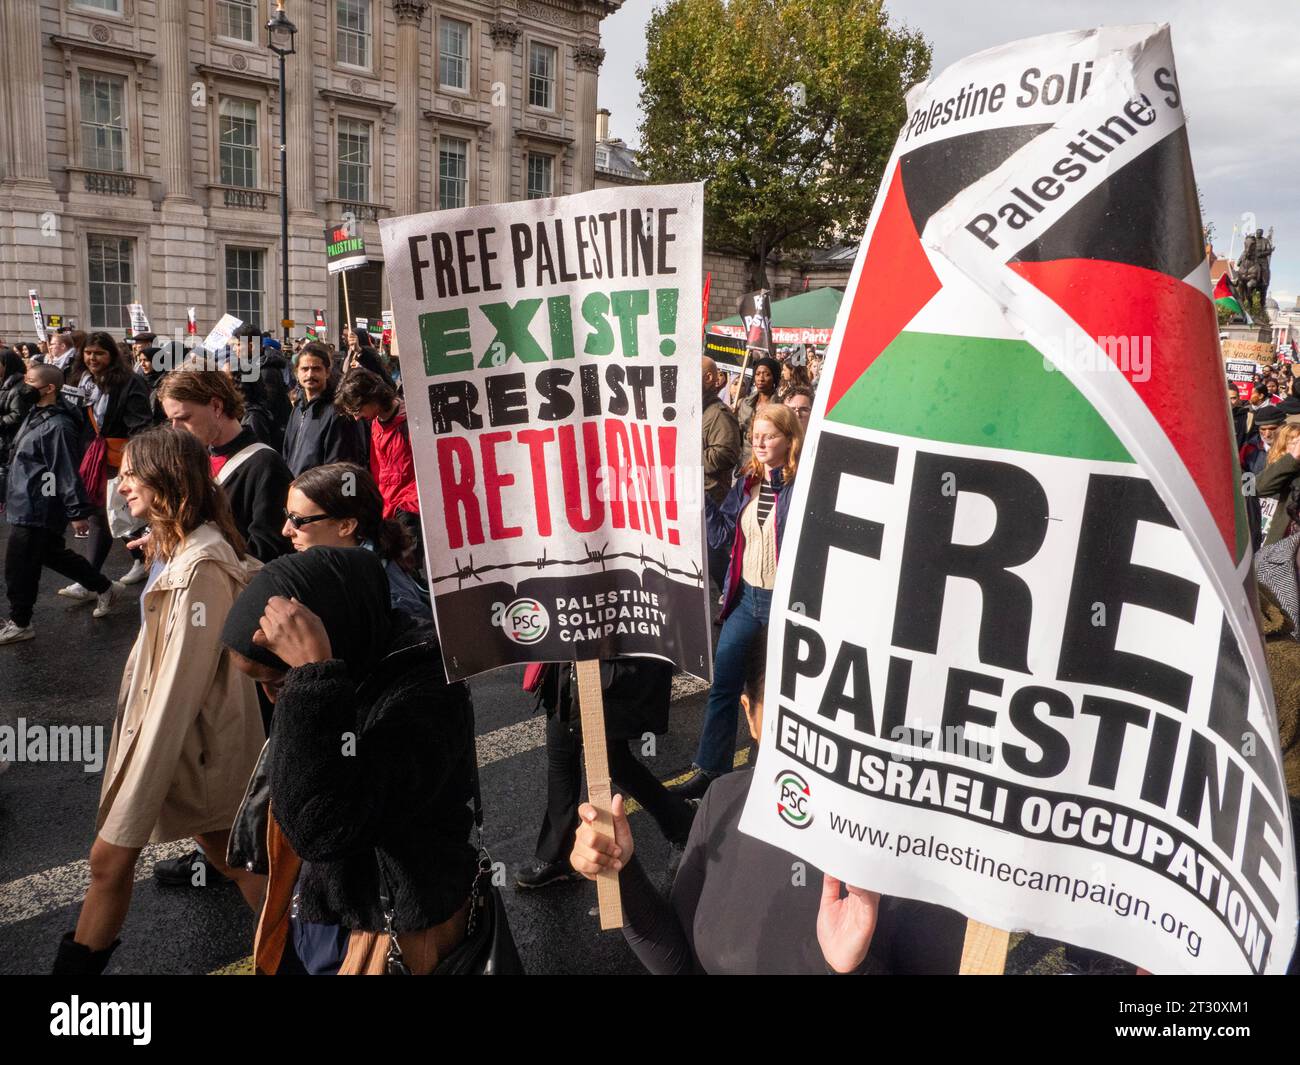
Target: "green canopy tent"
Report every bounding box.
[710,286,844,346]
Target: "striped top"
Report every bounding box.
[754,480,777,527]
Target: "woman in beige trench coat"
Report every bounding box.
[53,427,267,974]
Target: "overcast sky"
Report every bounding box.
[596,0,1299,306]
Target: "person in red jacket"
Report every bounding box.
[335,368,424,572]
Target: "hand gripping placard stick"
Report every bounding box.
[959,920,1009,975]
[575,658,623,929]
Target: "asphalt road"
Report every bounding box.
[0,528,716,976]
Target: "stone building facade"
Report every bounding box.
[0,0,620,342]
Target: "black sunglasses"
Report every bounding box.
[283,509,334,529]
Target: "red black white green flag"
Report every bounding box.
[741,24,1296,975]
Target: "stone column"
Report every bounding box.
[393,0,427,214]
[157,0,193,202]
[287,0,316,215]
[572,45,604,194]
[488,21,520,203]
[5,0,51,185]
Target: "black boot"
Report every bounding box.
[52,931,120,975]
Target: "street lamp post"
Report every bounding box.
[267,0,297,344]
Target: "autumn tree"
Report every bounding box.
[638,0,931,289]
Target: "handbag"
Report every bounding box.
[376,720,524,976]
[105,474,136,538]
[78,434,108,508]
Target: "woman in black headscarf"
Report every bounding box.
[221,547,477,975]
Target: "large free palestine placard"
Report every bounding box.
[738,24,1297,975]
[380,183,712,681]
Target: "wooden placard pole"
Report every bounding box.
[733,348,754,407]
[575,658,623,929]
[342,270,354,345]
[959,919,1009,974]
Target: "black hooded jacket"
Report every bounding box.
[223,548,477,931]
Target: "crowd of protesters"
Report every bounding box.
[0,312,1295,976]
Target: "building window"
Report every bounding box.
[595,146,610,169]
[225,246,264,326]
[337,0,371,69]
[439,137,468,209]
[87,235,134,329]
[218,97,259,188]
[216,0,257,43]
[526,153,552,200]
[528,42,557,110]
[79,73,127,172]
[75,0,123,12]
[438,18,470,91]
[337,118,372,202]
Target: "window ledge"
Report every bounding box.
[196,62,279,88]
[323,198,390,222]
[205,183,274,210]
[321,88,394,111]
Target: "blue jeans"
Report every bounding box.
[695,582,772,776]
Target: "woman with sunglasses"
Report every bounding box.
[53,427,266,974]
[281,462,430,618]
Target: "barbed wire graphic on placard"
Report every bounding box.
[429,541,705,590]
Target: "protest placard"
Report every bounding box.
[325,222,366,274]
[737,23,1297,975]
[1225,359,1259,402]
[1222,339,1275,365]
[202,313,242,356]
[704,330,748,373]
[28,290,47,342]
[128,303,150,335]
[737,290,775,355]
[380,183,712,683]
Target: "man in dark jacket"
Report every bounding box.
[1,364,115,644]
[701,357,741,593]
[515,657,696,888]
[157,367,292,562]
[282,343,366,477]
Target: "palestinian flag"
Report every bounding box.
[1213,273,1246,319]
[743,24,1297,978]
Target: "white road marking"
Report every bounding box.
[0,683,711,929]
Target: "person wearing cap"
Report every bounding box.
[1255,408,1300,547]
[1244,405,1286,549]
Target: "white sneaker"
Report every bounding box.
[0,619,35,645]
[58,583,96,602]
[92,582,124,618]
[119,559,148,585]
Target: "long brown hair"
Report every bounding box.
[744,402,803,485]
[1267,424,1300,465]
[121,427,247,562]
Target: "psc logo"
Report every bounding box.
[497,597,549,645]
[776,770,812,829]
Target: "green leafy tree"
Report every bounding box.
[637,0,931,289]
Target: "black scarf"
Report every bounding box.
[221,547,394,678]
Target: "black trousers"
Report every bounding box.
[4,524,111,626]
[83,508,144,577]
[534,711,696,865]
